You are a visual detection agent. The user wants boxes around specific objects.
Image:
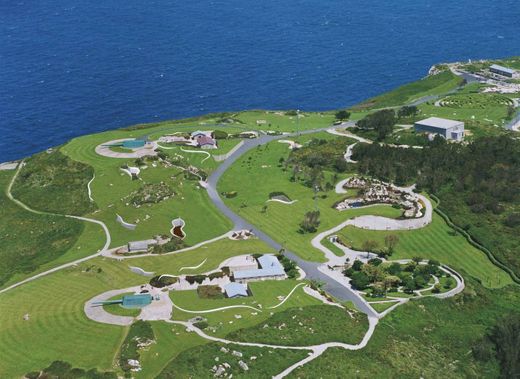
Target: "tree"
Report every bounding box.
[356,109,396,141]
[384,234,400,254]
[488,314,520,378]
[397,105,418,119]
[350,271,370,290]
[351,260,364,271]
[388,262,402,275]
[404,277,417,293]
[335,110,351,121]
[383,275,401,292]
[299,211,320,233]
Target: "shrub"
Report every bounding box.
[213,130,228,139]
[150,275,178,288]
[299,211,320,233]
[197,285,224,299]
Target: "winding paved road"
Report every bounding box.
[205,128,379,317]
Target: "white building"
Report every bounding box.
[489,64,517,78]
[225,255,259,274]
[414,117,465,142]
[233,254,287,283]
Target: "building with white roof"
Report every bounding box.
[224,282,249,298]
[233,254,286,283]
[225,255,259,274]
[489,64,516,78]
[414,117,464,141]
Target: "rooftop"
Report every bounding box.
[233,254,285,280]
[490,64,516,75]
[226,255,258,268]
[415,117,463,130]
[224,282,248,297]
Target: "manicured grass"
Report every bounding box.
[352,70,463,110]
[61,134,233,248]
[227,304,368,346]
[128,238,274,276]
[0,258,144,377]
[0,171,87,287]
[337,213,512,288]
[219,134,402,261]
[158,341,308,378]
[170,280,322,338]
[287,279,520,378]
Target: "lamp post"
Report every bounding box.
[296,109,300,136]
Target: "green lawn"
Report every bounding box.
[0,258,143,377]
[369,301,400,313]
[219,134,402,261]
[61,133,233,248]
[170,280,322,337]
[337,213,512,288]
[128,237,275,276]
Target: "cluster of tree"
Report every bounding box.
[352,135,520,275]
[335,110,351,121]
[277,254,298,278]
[299,210,320,233]
[151,238,188,254]
[397,105,419,119]
[356,109,397,141]
[345,234,399,258]
[25,361,116,379]
[150,274,178,288]
[344,258,449,296]
[285,138,349,189]
[473,314,520,378]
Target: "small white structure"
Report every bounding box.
[414,117,465,141]
[226,255,258,274]
[127,239,158,253]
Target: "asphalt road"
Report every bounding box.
[205,127,378,317]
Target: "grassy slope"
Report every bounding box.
[337,213,512,288]
[12,149,96,216]
[219,134,402,261]
[352,70,463,110]
[288,280,520,378]
[62,132,233,247]
[0,171,88,287]
[158,341,308,379]
[0,237,312,377]
[226,304,368,346]
[170,280,323,337]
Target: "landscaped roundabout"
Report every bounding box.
[2,68,520,378]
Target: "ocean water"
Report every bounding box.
[1,0,519,161]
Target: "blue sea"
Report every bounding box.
[1,1,519,161]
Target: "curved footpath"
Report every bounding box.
[0,163,112,295]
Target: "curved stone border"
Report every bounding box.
[87,174,95,202]
[170,217,186,239]
[266,198,298,205]
[116,214,137,230]
[179,258,208,271]
[129,266,155,277]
